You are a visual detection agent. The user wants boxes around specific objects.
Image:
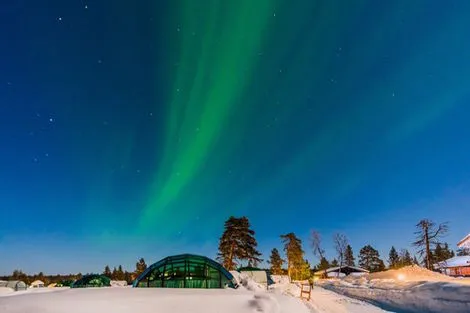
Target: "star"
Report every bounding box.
[58,17,62,21]
[45,153,49,157]
[84,5,88,9]
[149,112,153,116]
[49,118,54,123]
[98,59,102,64]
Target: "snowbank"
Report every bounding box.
[319,265,470,313]
[366,265,453,282]
[0,287,311,313]
[230,271,267,292]
[271,275,290,284]
[0,287,14,296]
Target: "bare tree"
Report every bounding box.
[333,233,348,276]
[412,219,448,269]
[310,230,325,260]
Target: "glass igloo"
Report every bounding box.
[133,254,237,289]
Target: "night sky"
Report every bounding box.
[1,1,470,274]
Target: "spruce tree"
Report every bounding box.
[135,258,147,276]
[317,257,330,271]
[111,267,117,280]
[268,248,284,275]
[300,259,311,280]
[331,259,339,267]
[103,265,112,278]
[442,243,454,259]
[217,216,262,270]
[117,265,125,280]
[344,245,355,266]
[358,245,385,272]
[388,246,400,269]
[413,256,420,265]
[280,232,305,280]
[399,249,413,267]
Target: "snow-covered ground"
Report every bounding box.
[317,265,470,313]
[0,274,387,313]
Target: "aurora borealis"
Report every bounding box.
[2,1,470,274]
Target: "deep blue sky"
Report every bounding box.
[1,1,470,275]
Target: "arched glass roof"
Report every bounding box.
[133,254,237,289]
[71,274,111,288]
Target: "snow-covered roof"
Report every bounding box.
[315,266,369,275]
[30,280,44,285]
[436,256,470,268]
[457,233,470,248]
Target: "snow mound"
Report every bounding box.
[366,265,451,282]
[271,275,290,284]
[319,266,470,313]
[0,287,14,295]
[236,271,267,291]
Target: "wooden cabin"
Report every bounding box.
[436,256,470,277]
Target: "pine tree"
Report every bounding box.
[388,246,400,269]
[317,257,330,271]
[116,265,125,281]
[442,243,454,259]
[124,271,132,284]
[413,256,420,265]
[280,232,305,280]
[111,267,117,280]
[331,259,339,267]
[135,258,147,276]
[268,248,284,275]
[358,245,385,272]
[399,249,413,267]
[344,245,355,266]
[300,259,311,280]
[103,265,112,278]
[217,216,262,270]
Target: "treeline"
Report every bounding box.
[217,216,468,281]
[0,270,81,286]
[0,258,149,286]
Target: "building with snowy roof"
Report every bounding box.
[30,280,45,288]
[435,256,470,277]
[314,266,369,279]
[457,234,470,249]
[133,254,237,289]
